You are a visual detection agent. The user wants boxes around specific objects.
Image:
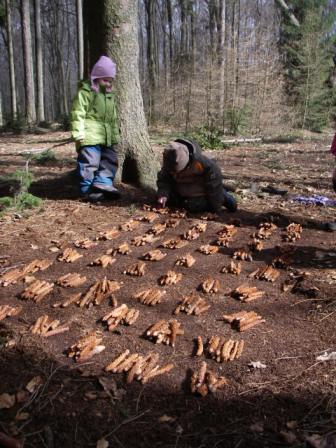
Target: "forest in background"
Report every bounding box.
[0,0,336,137]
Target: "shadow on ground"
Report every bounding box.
[26,170,331,231]
[0,344,334,448]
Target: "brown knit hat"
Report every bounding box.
[163,141,190,172]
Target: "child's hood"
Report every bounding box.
[174,138,203,157]
[77,80,91,91]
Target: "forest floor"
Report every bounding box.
[0,130,335,448]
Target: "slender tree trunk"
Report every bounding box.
[76,0,84,79]
[21,0,36,125]
[207,0,216,121]
[231,0,237,107]
[0,91,3,127]
[6,0,17,120]
[144,0,157,123]
[166,0,173,82]
[35,0,45,122]
[162,6,168,89]
[190,1,196,75]
[84,0,159,189]
[235,0,240,103]
[218,0,226,124]
[275,0,300,27]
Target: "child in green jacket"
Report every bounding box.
[71,55,120,202]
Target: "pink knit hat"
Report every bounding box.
[90,56,116,92]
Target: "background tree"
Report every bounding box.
[0,0,335,134]
[278,0,336,131]
[35,0,45,123]
[21,0,36,125]
[5,0,17,121]
[76,0,84,80]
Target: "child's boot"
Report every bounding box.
[92,184,121,200]
[81,191,105,203]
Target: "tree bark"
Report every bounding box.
[35,0,45,122]
[21,0,36,125]
[217,0,226,121]
[275,0,300,27]
[84,0,159,189]
[166,0,173,82]
[76,0,84,79]
[0,90,3,127]
[5,0,17,120]
[144,0,157,122]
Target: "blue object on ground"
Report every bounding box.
[291,195,336,207]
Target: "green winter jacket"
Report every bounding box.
[71,80,120,148]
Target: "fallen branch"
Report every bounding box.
[199,277,220,294]
[79,277,122,307]
[231,284,265,302]
[174,293,210,316]
[57,248,83,263]
[145,319,184,347]
[190,361,227,396]
[101,304,139,331]
[68,331,105,362]
[222,311,265,331]
[221,137,262,144]
[123,262,146,276]
[175,253,195,267]
[133,288,166,306]
[159,270,182,286]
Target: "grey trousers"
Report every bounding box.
[77,145,118,194]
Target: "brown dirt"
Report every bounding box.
[0,131,335,448]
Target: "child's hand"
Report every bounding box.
[157,196,167,207]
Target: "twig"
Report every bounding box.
[240,360,327,395]
[319,311,336,322]
[103,410,150,438]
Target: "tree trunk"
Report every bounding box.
[84,0,159,189]
[0,90,3,127]
[234,0,240,106]
[6,0,17,120]
[21,0,36,125]
[35,0,45,123]
[144,0,157,123]
[275,0,300,27]
[166,0,173,83]
[76,0,84,79]
[217,0,226,122]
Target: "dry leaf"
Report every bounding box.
[0,393,16,409]
[15,412,30,421]
[98,377,126,401]
[305,434,326,448]
[96,438,109,448]
[250,422,264,433]
[158,415,176,423]
[0,432,23,448]
[286,421,298,430]
[16,390,29,403]
[316,351,336,362]
[26,376,43,393]
[280,430,297,445]
[248,361,266,369]
[84,391,98,400]
[48,246,60,252]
